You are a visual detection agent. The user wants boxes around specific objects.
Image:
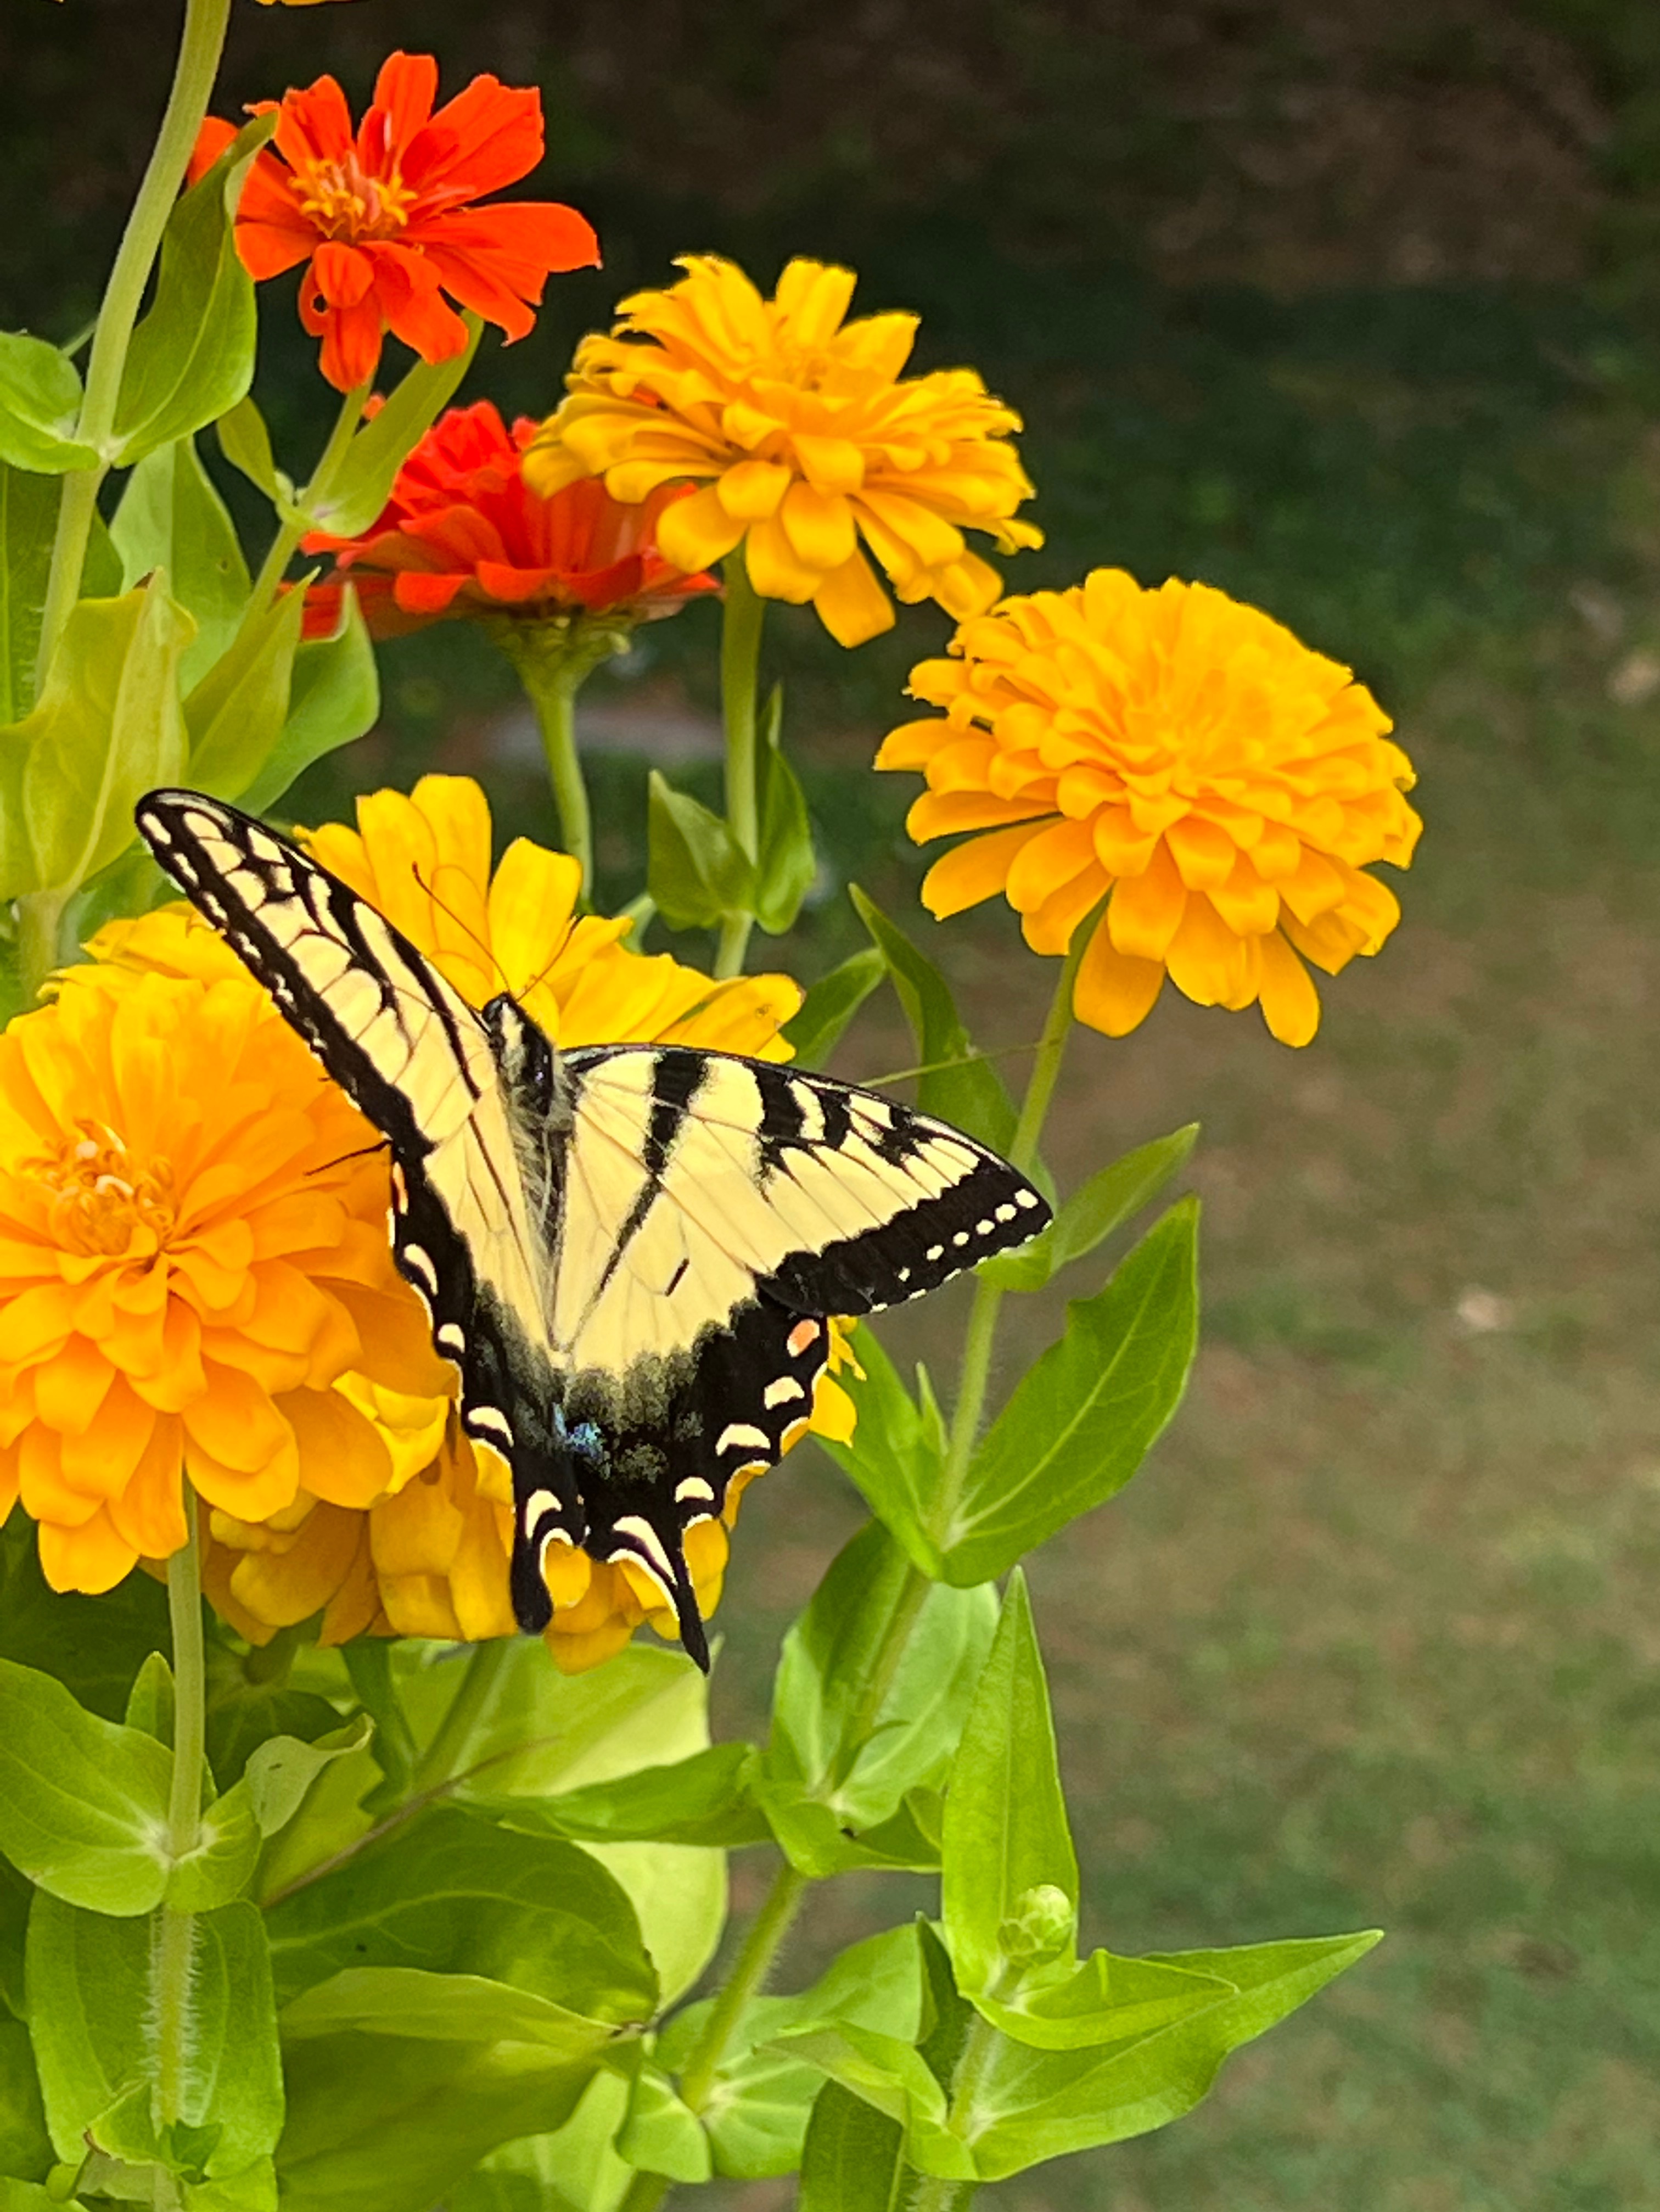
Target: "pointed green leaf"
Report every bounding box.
[0,2017,52,2182]
[122,1650,175,1745]
[469,1742,767,1849]
[783,946,885,1068]
[647,770,752,931]
[0,1660,171,1914]
[243,1719,374,1840]
[944,1198,1199,1583]
[815,1329,946,1577]
[848,886,1016,1151]
[941,1572,1077,2004]
[265,1807,656,2026]
[766,2024,974,2181]
[950,1930,1384,2179]
[0,580,190,901]
[280,1967,625,2058]
[446,2075,633,2212]
[972,1946,1231,2052]
[978,1124,1199,1291]
[111,119,272,467]
[655,1925,921,2181]
[616,2065,711,2183]
[183,585,304,800]
[236,587,377,814]
[758,1522,994,1875]
[302,320,482,540]
[753,684,816,933]
[0,337,95,474]
[0,464,61,722]
[111,438,251,690]
[215,399,288,508]
[799,2079,905,2211]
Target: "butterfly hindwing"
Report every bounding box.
[133,790,590,1592]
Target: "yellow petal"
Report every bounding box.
[744,514,821,603]
[1257,931,1321,1046]
[282,1386,394,1509]
[655,485,747,572]
[792,433,865,493]
[780,481,858,573]
[1106,841,1187,962]
[1164,895,1250,1010]
[716,458,793,521]
[811,549,894,647]
[921,822,1050,918]
[1165,814,1238,891]
[1074,921,1163,1038]
[487,838,582,999]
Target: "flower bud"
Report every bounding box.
[998,1883,1076,1965]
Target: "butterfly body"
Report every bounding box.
[134,789,1051,1668]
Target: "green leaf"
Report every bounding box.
[799,2080,906,2211]
[453,1639,729,2009]
[111,119,270,468]
[783,946,885,1068]
[110,438,251,691]
[657,1925,920,2181]
[183,586,304,800]
[944,1930,1384,2180]
[816,1329,947,1577]
[243,1720,373,1840]
[0,1528,171,1724]
[753,683,817,934]
[203,1675,349,1794]
[765,2024,972,2181]
[281,1967,625,2059]
[235,589,378,815]
[302,321,482,540]
[915,1918,975,2092]
[647,770,752,931]
[163,1783,260,1912]
[616,2065,710,2183]
[26,1895,282,2176]
[472,1743,769,1850]
[758,1522,995,1877]
[122,1650,175,1745]
[0,579,190,901]
[941,1572,1077,2002]
[0,1860,30,2024]
[971,1946,1231,2053]
[978,1123,1199,1291]
[0,337,95,474]
[0,464,61,722]
[0,2018,53,2182]
[276,2034,597,2212]
[0,1659,171,1915]
[215,399,290,509]
[849,886,1016,1151]
[447,2074,633,2212]
[943,1198,1199,1584]
[266,1807,657,2026]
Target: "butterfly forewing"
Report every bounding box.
[133,789,588,1582]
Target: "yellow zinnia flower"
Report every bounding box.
[877,569,1421,1045]
[171,773,846,1673]
[0,911,442,1597]
[524,255,1042,647]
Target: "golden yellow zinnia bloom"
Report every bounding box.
[0,911,443,1597]
[177,773,848,1673]
[878,570,1421,1045]
[525,255,1042,647]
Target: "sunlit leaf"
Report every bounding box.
[616,2065,710,2183]
[783,945,885,1068]
[848,886,1016,1152]
[753,683,816,934]
[978,1124,1198,1291]
[0,1659,171,1915]
[110,437,250,690]
[815,1329,946,1577]
[647,770,752,931]
[302,322,481,541]
[799,2079,905,2211]
[238,586,377,813]
[0,337,94,474]
[0,464,60,723]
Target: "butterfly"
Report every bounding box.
[134,789,1051,1668]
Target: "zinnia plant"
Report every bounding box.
[0,4,1395,2209]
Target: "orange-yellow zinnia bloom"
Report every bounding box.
[878,570,1420,1045]
[525,255,1042,648]
[0,914,444,1597]
[144,774,843,1673]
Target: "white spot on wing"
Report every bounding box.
[717,1420,771,1455]
[613,1514,675,1583]
[468,1405,514,1444]
[763,1376,805,1409]
[675,1476,716,1504]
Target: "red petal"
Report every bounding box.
[272,76,354,172]
[361,243,469,365]
[188,116,239,188]
[473,561,564,605]
[236,221,316,283]
[404,78,544,206]
[367,52,438,160]
[309,294,385,394]
[312,240,374,307]
[392,571,470,613]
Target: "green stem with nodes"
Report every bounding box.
[410,1638,514,1795]
[714,546,766,980]
[494,618,633,897]
[618,1857,812,2212]
[153,1491,206,2137]
[35,0,235,688]
[14,888,69,1007]
[929,916,1090,1551]
[247,378,372,615]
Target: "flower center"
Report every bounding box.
[293,154,416,243]
[26,1120,177,1257]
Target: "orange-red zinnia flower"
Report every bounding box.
[300,401,719,640]
[193,52,598,391]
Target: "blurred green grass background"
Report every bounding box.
[10,3,1660,2204]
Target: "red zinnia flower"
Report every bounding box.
[300,400,720,639]
[193,52,599,391]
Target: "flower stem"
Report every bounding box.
[153,1489,206,2131]
[929,920,1089,1552]
[714,547,765,980]
[14,888,69,1006]
[620,1856,812,2212]
[248,378,371,614]
[410,1638,513,1794]
[35,0,235,688]
[493,620,626,896]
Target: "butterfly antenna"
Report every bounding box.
[858,1039,1042,1089]
[411,861,515,1002]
